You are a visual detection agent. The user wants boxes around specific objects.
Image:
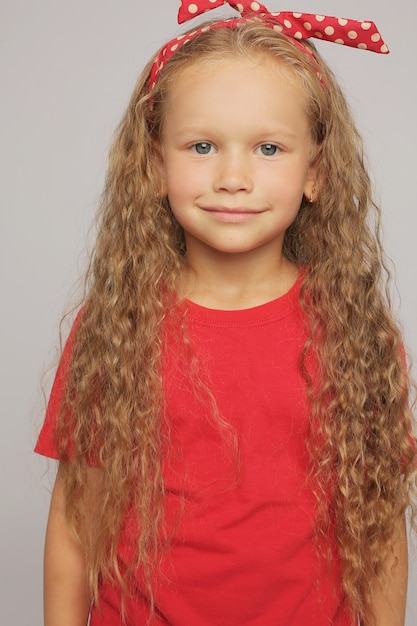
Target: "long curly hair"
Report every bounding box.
[54,19,416,623]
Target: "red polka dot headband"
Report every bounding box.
[149,0,389,90]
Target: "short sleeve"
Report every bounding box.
[34,312,82,460]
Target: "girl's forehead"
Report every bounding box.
[161,56,312,143]
[166,53,304,101]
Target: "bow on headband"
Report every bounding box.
[149,0,388,90]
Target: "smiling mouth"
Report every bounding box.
[201,207,266,223]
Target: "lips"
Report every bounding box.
[200,206,266,223]
[203,207,262,213]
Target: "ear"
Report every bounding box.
[303,157,320,203]
[303,178,316,203]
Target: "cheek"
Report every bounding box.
[165,162,206,204]
[261,168,306,202]
[165,175,191,205]
[165,178,195,218]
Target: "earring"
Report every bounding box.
[309,187,317,203]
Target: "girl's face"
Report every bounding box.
[159,55,317,264]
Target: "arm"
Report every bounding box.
[44,464,91,626]
[366,513,408,626]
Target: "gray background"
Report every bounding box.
[1,0,416,623]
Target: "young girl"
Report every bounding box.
[36,1,416,625]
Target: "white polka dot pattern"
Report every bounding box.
[178,0,268,22]
[148,0,389,90]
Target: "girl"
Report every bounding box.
[36,1,416,625]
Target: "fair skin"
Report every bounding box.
[367,513,408,626]
[159,56,317,309]
[44,464,91,626]
[44,55,408,625]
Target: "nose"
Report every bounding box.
[213,151,253,194]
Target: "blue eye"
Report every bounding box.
[192,142,213,155]
[258,143,279,156]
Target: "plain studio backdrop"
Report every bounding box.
[1,1,416,623]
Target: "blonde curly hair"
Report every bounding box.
[54,19,416,623]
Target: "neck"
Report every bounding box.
[181,245,298,310]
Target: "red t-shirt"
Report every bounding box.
[36,275,354,625]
